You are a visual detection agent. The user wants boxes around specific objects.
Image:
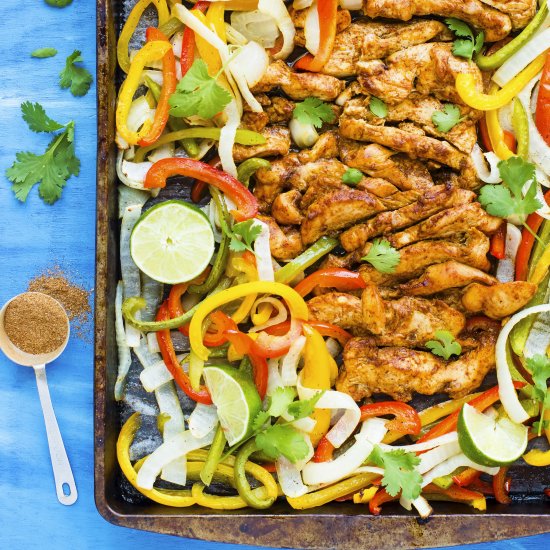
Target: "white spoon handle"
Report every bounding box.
[33,364,78,505]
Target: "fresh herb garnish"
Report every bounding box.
[255,424,311,463]
[342,168,363,186]
[361,238,400,274]
[59,50,93,97]
[292,97,336,129]
[46,0,73,6]
[6,102,80,204]
[526,354,550,436]
[368,445,422,501]
[169,59,232,119]
[286,392,324,420]
[426,330,462,360]
[369,97,388,118]
[31,48,58,59]
[445,18,484,60]
[432,104,464,132]
[226,219,263,254]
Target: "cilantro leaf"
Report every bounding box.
[252,410,271,432]
[169,59,232,119]
[59,50,93,97]
[255,424,310,463]
[445,18,483,60]
[292,97,336,129]
[499,156,536,197]
[474,32,485,55]
[452,38,475,59]
[445,18,474,38]
[287,391,324,421]
[368,445,422,501]
[21,102,65,133]
[267,387,297,417]
[369,97,388,118]
[227,219,262,253]
[432,104,464,133]
[425,330,462,360]
[526,354,550,435]
[31,47,57,58]
[46,0,73,6]
[361,238,400,273]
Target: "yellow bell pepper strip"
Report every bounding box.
[301,325,332,446]
[287,473,379,510]
[530,243,550,285]
[213,0,258,9]
[192,9,223,76]
[116,41,172,145]
[191,482,275,510]
[134,127,266,162]
[512,99,530,160]
[206,2,226,42]
[230,253,259,324]
[117,413,196,507]
[475,1,548,71]
[117,0,170,73]
[485,84,515,160]
[237,158,271,188]
[456,52,548,111]
[422,484,486,511]
[275,236,339,284]
[352,486,378,504]
[189,281,309,361]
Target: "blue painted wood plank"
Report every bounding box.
[0,1,547,549]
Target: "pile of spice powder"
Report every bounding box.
[27,266,92,341]
[4,293,68,354]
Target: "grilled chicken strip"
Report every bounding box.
[462,281,538,319]
[338,329,498,402]
[341,185,475,251]
[272,190,303,225]
[233,126,290,162]
[252,60,345,101]
[363,0,512,42]
[480,0,537,29]
[258,215,304,261]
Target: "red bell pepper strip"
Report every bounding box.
[138,28,177,147]
[293,268,367,297]
[479,117,517,153]
[293,0,338,72]
[156,302,212,404]
[265,319,352,347]
[360,402,422,435]
[515,190,550,281]
[144,158,258,222]
[180,1,209,76]
[467,478,495,496]
[369,488,399,515]
[312,436,336,463]
[417,381,525,444]
[192,156,222,203]
[452,468,481,487]
[262,462,277,473]
[544,488,550,498]
[493,466,512,504]
[422,483,485,505]
[535,52,550,146]
[489,223,507,260]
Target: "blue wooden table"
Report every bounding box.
[0,1,547,549]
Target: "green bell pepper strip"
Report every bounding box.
[158,17,184,39]
[475,1,548,71]
[237,158,271,188]
[512,99,530,160]
[234,440,277,509]
[200,424,227,486]
[275,236,339,284]
[208,344,229,358]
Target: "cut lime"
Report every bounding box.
[458,403,528,467]
[130,200,214,284]
[203,365,261,446]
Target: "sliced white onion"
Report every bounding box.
[117,151,153,190]
[378,432,459,454]
[470,144,502,184]
[118,184,149,217]
[140,69,163,87]
[493,29,550,87]
[253,219,275,281]
[229,42,269,88]
[289,117,319,148]
[266,358,283,394]
[258,0,295,60]
[147,142,175,164]
[289,416,317,433]
[496,223,523,283]
[116,96,156,149]
[136,430,215,490]
[218,100,240,177]
[276,456,309,497]
[188,403,219,439]
[230,10,279,48]
[535,179,550,218]
[115,282,132,401]
[339,0,363,8]
[141,274,163,323]
[139,360,173,392]
[418,441,462,474]
[324,337,341,358]
[354,466,385,476]
[304,1,320,56]
[496,304,550,422]
[171,31,183,58]
[146,331,161,354]
[498,101,515,134]
[410,496,433,519]
[225,23,249,46]
[280,335,306,385]
[249,297,288,332]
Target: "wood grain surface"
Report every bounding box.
[0,1,547,549]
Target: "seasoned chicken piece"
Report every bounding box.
[388,203,503,248]
[308,292,365,331]
[338,329,497,401]
[272,190,303,225]
[241,111,269,132]
[301,187,386,244]
[462,281,538,319]
[398,261,498,296]
[233,126,290,162]
[341,185,475,251]
[265,96,295,125]
[359,229,491,285]
[339,139,434,190]
[289,159,348,194]
[251,60,345,101]
[358,43,483,105]
[298,131,339,163]
[253,154,301,211]
[363,0,512,41]
[480,0,537,29]
[258,215,304,261]
[357,177,400,198]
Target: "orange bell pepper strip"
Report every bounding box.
[535,52,550,146]
[493,467,512,504]
[489,222,507,260]
[265,319,352,347]
[294,268,367,297]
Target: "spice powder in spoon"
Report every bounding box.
[4,293,68,355]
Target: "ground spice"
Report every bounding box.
[27,266,92,341]
[4,293,68,355]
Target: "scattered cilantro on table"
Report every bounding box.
[60,50,93,97]
[445,18,484,60]
[432,104,464,132]
[292,97,336,128]
[526,354,550,436]
[45,0,73,6]
[426,330,462,360]
[5,102,80,204]
[361,238,400,273]
[31,48,58,59]
[369,97,388,118]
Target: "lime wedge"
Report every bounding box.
[130,200,214,284]
[203,365,261,446]
[458,403,528,467]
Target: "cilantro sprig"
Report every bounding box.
[526,354,550,436]
[368,445,422,501]
[432,104,464,133]
[31,47,58,59]
[445,18,484,60]
[59,50,93,97]
[5,102,80,204]
[361,238,400,274]
[292,97,336,128]
[224,219,262,254]
[426,330,462,360]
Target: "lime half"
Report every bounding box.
[130,200,214,284]
[203,365,261,446]
[458,403,528,467]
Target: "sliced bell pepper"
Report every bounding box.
[144,157,258,222]
[452,468,481,487]
[265,319,352,347]
[116,40,172,145]
[479,116,516,154]
[137,28,177,147]
[467,478,496,496]
[535,51,550,146]
[294,268,367,297]
[512,98,530,159]
[180,1,209,76]
[312,436,335,463]
[369,488,399,515]
[522,448,550,467]
[237,158,271,188]
[485,100,517,160]
[422,484,486,511]
[192,9,223,76]
[489,222,507,260]
[360,402,421,435]
[493,466,512,504]
[294,0,338,72]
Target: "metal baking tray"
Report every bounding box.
[94,1,550,546]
